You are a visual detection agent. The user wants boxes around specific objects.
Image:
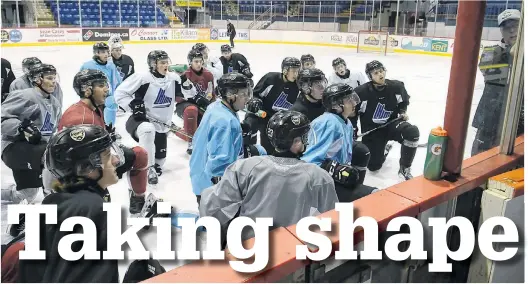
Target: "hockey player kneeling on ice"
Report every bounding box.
[243,57,301,155]
[292,69,372,186]
[9,57,64,105]
[18,125,123,282]
[219,44,253,79]
[1,64,61,236]
[300,54,316,70]
[115,50,191,184]
[58,69,157,216]
[190,73,264,205]
[108,34,135,82]
[328,57,368,90]
[174,49,216,155]
[352,60,420,180]
[199,110,337,246]
[192,43,224,85]
[300,83,377,202]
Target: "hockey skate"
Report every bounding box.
[398,165,413,181]
[148,166,159,185]
[384,142,394,158]
[133,193,172,230]
[186,141,193,155]
[129,193,145,215]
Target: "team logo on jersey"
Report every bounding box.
[40,112,55,135]
[116,66,125,80]
[194,82,207,96]
[271,92,293,111]
[153,89,172,108]
[372,102,393,124]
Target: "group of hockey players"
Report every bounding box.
[0,34,423,281]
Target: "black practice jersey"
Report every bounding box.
[219,53,250,75]
[253,72,299,118]
[1,58,16,102]
[18,183,119,283]
[290,93,324,122]
[112,54,135,81]
[352,79,410,133]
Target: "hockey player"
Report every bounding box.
[174,49,216,155]
[58,69,159,216]
[1,64,61,235]
[199,110,337,244]
[292,69,371,186]
[109,35,135,81]
[192,43,223,84]
[115,50,189,184]
[19,125,123,282]
[300,54,316,70]
[301,83,377,202]
[352,60,420,180]
[471,9,522,156]
[328,57,368,89]
[219,44,253,79]
[244,57,301,154]
[1,58,15,103]
[80,42,122,128]
[190,73,264,205]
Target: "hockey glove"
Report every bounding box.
[241,66,253,78]
[353,127,358,141]
[240,122,256,146]
[105,124,118,142]
[180,74,194,91]
[321,159,359,187]
[129,99,147,121]
[18,119,42,144]
[244,145,263,158]
[211,177,221,184]
[193,94,210,110]
[246,98,263,114]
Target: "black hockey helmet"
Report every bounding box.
[192,43,208,52]
[73,69,109,97]
[93,42,110,53]
[365,60,386,80]
[300,54,315,64]
[267,110,311,152]
[21,57,42,73]
[216,73,252,99]
[45,125,124,183]
[297,68,327,96]
[332,57,346,68]
[221,44,232,53]
[187,49,204,64]
[28,63,57,84]
[322,83,360,111]
[147,50,170,71]
[281,57,301,73]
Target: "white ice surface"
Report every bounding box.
[0,42,484,280]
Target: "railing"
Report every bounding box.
[248,7,272,30]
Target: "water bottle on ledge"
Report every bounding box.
[424,127,448,181]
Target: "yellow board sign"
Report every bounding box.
[175,0,202,7]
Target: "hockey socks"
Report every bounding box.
[175,105,198,142]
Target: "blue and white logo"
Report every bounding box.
[372,102,393,124]
[9,30,22,43]
[271,92,293,111]
[210,28,219,40]
[153,89,172,108]
[40,112,55,134]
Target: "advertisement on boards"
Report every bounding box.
[330,33,343,44]
[36,29,81,42]
[210,28,249,41]
[1,29,23,43]
[345,34,358,45]
[430,39,449,53]
[401,37,431,51]
[383,36,399,48]
[82,28,129,42]
[363,35,381,47]
[172,29,198,40]
[130,29,170,41]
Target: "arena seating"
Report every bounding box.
[47,0,168,27]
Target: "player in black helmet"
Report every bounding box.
[300,54,316,70]
[292,69,372,188]
[199,110,337,246]
[328,57,368,90]
[244,56,301,154]
[301,83,378,202]
[80,42,122,129]
[190,73,265,205]
[115,50,193,183]
[352,60,420,180]
[219,44,253,79]
[17,125,122,282]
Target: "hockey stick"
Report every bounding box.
[146,115,194,139]
[357,117,402,138]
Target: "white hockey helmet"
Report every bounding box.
[498,9,521,26]
[108,34,124,50]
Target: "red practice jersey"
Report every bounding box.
[58,101,105,131]
[184,67,215,100]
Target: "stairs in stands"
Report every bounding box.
[157,0,184,27]
[33,0,57,27]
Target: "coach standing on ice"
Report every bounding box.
[471,9,523,156]
[227,19,236,48]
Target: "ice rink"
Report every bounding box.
[1,41,484,279]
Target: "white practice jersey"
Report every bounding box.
[115,71,186,133]
[328,69,368,89]
[206,52,224,84]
